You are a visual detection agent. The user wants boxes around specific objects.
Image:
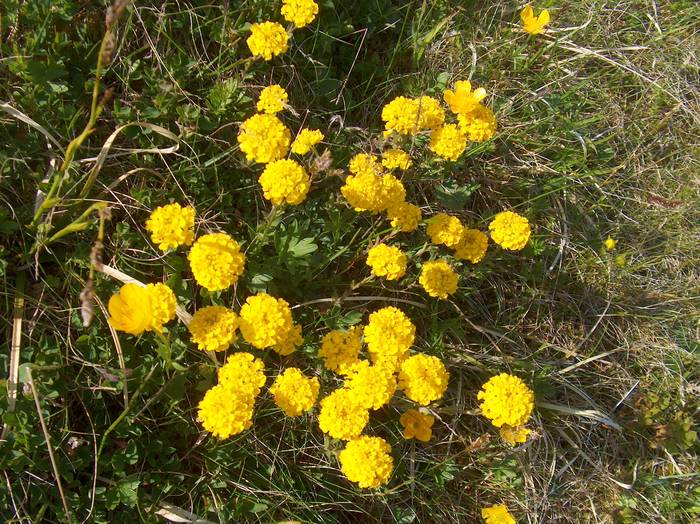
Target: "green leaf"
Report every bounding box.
[435,180,480,210]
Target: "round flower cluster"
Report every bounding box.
[344,361,397,410]
[338,436,394,489]
[381,149,412,170]
[188,233,246,291]
[259,159,310,205]
[197,384,254,439]
[387,201,422,232]
[488,210,531,251]
[381,95,445,136]
[246,21,288,61]
[218,353,267,397]
[458,105,498,143]
[291,128,324,155]
[108,283,177,336]
[499,425,531,446]
[188,306,239,352]
[239,293,299,352]
[427,213,464,248]
[398,354,449,405]
[257,84,288,114]
[273,323,304,356]
[482,504,516,524]
[269,368,320,416]
[400,409,435,442]
[280,0,319,28]
[349,153,383,177]
[477,373,534,428]
[363,307,416,370]
[454,228,489,263]
[145,203,195,251]
[238,113,291,164]
[340,171,405,213]
[318,327,363,375]
[318,388,369,440]
[419,259,459,299]
[429,123,468,161]
[366,243,407,281]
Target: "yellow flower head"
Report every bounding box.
[239,293,295,349]
[247,21,289,60]
[272,322,303,356]
[238,113,291,164]
[319,327,363,375]
[381,95,445,136]
[188,233,246,291]
[366,243,408,281]
[521,5,550,35]
[145,283,177,332]
[443,80,487,115]
[429,124,468,161]
[341,172,405,213]
[364,306,416,370]
[344,361,397,410]
[419,259,458,299]
[318,388,369,441]
[387,201,422,232]
[108,283,153,336]
[259,159,310,205]
[339,436,394,489]
[188,306,239,352]
[482,504,516,524]
[281,0,319,27]
[454,228,488,263]
[218,352,266,397]
[488,211,531,251]
[398,354,449,405]
[458,105,497,142]
[499,425,531,446]
[603,236,616,250]
[145,203,195,251]
[427,213,465,248]
[478,373,534,427]
[291,128,324,155]
[269,367,320,416]
[400,409,435,442]
[382,149,413,170]
[257,84,288,114]
[349,153,383,177]
[197,384,254,438]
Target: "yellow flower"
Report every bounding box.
[318,327,363,375]
[197,384,254,438]
[318,388,369,441]
[145,283,177,332]
[398,354,449,406]
[217,352,266,397]
[291,128,324,155]
[454,229,488,263]
[269,368,320,416]
[427,213,464,248]
[188,306,239,352]
[387,201,422,232]
[481,504,516,524]
[499,425,531,446]
[457,105,497,142]
[257,84,288,114]
[478,373,534,428]
[344,361,397,410]
[259,159,310,205]
[363,307,416,370]
[488,211,531,251]
[188,233,246,291]
[443,80,487,115]
[247,21,289,60]
[340,172,405,213]
[339,436,394,489]
[382,149,412,170]
[381,95,445,136]
[366,243,408,281]
[429,124,468,161]
[603,236,616,250]
[145,203,195,251]
[272,322,303,356]
[399,409,435,442]
[349,153,383,177]
[281,0,319,28]
[238,113,291,164]
[108,283,153,336]
[521,5,550,35]
[239,293,295,349]
[419,259,458,299]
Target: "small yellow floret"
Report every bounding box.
[247,21,289,60]
[349,153,383,176]
[363,307,415,370]
[238,113,291,164]
[188,233,246,291]
[145,283,177,332]
[218,352,266,397]
[197,384,254,438]
[454,229,488,263]
[398,354,449,406]
[488,211,531,251]
[427,213,464,248]
[366,243,407,281]
[381,95,445,136]
[259,159,310,205]
[272,323,303,356]
[318,388,369,441]
[291,128,324,155]
[188,306,239,352]
[280,0,319,27]
[386,201,422,232]
[458,105,497,142]
[340,172,405,213]
[499,425,531,446]
[339,436,394,489]
[399,409,435,442]
[145,203,195,251]
[257,84,288,114]
[603,236,616,250]
[419,259,458,299]
[270,368,320,416]
[482,504,516,524]
[239,293,295,349]
[318,327,363,375]
[477,373,534,428]
[344,361,396,410]
[429,124,468,161]
[382,149,412,170]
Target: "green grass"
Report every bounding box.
[1,0,699,522]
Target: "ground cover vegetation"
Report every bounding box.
[0,0,698,522]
